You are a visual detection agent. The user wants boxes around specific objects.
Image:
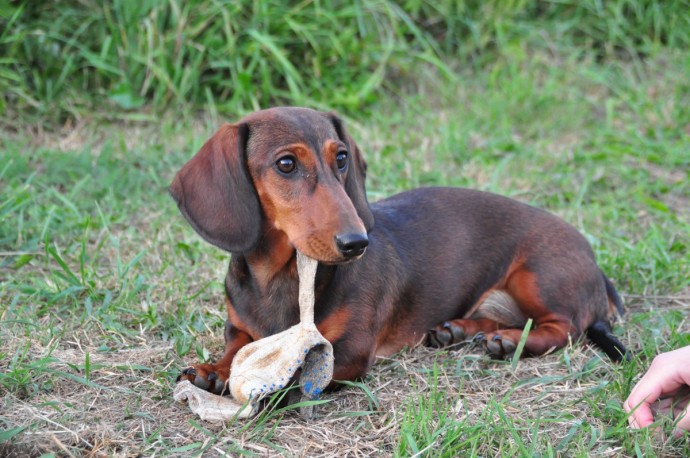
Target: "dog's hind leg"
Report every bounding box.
[427,290,526,349]
[427,271,579,358]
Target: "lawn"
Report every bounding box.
[2,1,690,456]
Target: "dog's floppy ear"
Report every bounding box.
[169,123,261,253]
[328,113,375,231]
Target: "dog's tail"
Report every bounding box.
[586,320,630,362]
[602,271,624,318]
[585,271,629,362]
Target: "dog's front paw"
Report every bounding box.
[177,363,229,395]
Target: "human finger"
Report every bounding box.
[624,354,690,428]
[673,401,690,439]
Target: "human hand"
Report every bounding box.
[623,346,690,438]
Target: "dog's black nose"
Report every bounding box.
[335,233,369,258]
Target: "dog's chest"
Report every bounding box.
[227,262,343,339]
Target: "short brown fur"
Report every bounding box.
[170,107,627,394]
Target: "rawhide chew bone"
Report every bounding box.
[174,252,334,421]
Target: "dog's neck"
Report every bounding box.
[240,227,297,292]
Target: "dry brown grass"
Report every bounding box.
[2,293,689,457]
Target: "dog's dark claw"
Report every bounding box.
[427,329,449,348]
[176,362,233,394]
[486,333,503,355]
[427,329,435,340]
[485,333,517,357]
[473,332,486,343]
[194,375,211,390]
[443,322,466,342]
[182,367,196,376]
[502,339,517,354]
[214,378,226,394]
[177,367,196,382]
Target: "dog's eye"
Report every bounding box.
[276,156,296,174]
[336,151,348,171]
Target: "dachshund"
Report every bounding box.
[170,107,627,394]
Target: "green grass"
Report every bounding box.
[2,1,690,456]
[2,0,690,124]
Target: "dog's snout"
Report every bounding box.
[335,233,369,258]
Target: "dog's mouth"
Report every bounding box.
[320,248,367,265]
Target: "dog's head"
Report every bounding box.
[169,107,374,263]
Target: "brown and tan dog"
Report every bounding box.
[170,107,627,393]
